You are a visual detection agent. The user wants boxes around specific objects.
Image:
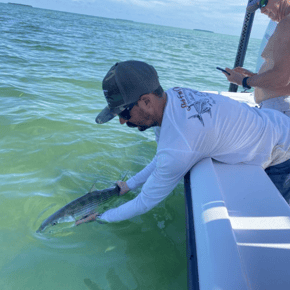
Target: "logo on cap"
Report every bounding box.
[105,69,116,82]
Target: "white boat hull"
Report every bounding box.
[188,158,290,289]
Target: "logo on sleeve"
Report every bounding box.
[173,88,216,126]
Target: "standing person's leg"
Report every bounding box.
[265,159,290,203]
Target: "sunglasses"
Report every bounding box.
[118,102,137,120]
[259,0,268,9]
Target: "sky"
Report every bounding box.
[0,0,271,39]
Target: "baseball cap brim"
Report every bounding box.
[95,106,116,124]
[247,0,260,13]
[95,105,125,124]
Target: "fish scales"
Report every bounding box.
[37,185,120,233]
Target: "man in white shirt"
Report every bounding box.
[77,60,290,225]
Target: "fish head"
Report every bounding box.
[36,213,75,234]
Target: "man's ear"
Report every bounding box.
[140,94,152,107]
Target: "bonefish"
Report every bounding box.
[37,185,120,233]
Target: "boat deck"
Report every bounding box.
[205,91,256,107]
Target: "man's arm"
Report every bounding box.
[248,20,290,89]
[99,150,201,223]
[224,19,290,89]
[99,172,181,222]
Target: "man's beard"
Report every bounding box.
[126,121,158,131]
[126,108,159,131]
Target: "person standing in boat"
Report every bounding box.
[77,60,290,225]
[223,0,290,117]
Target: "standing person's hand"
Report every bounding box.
[233,67,256,77]
[222,68,244,86]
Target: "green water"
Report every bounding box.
[0,3,261,289]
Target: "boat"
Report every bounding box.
[184,9,290,290]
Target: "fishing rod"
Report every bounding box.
[229,1,256,92]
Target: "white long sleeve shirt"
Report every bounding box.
[100,88,290,222]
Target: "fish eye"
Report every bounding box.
[52,221,58,226]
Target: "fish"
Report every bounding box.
[37,185,120,234]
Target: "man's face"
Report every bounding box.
[260,0,281,21]
[118,94,159,132]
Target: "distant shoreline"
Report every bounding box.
[193,29,214,33]
[8,3,33,8]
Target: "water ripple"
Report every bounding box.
[0,3,261,289]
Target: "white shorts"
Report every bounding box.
[260,96,290,117]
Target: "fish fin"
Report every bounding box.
[121,171,129,182]
[89,179,98,193]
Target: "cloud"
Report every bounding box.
[108,0,248,9]
[106,0,167,8]
[130,0,167,8]
[2,0,268,38]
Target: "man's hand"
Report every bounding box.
[75,212,99,226]
[222,68,245,86]
[116,181,130,195]
[233,67,256,77]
